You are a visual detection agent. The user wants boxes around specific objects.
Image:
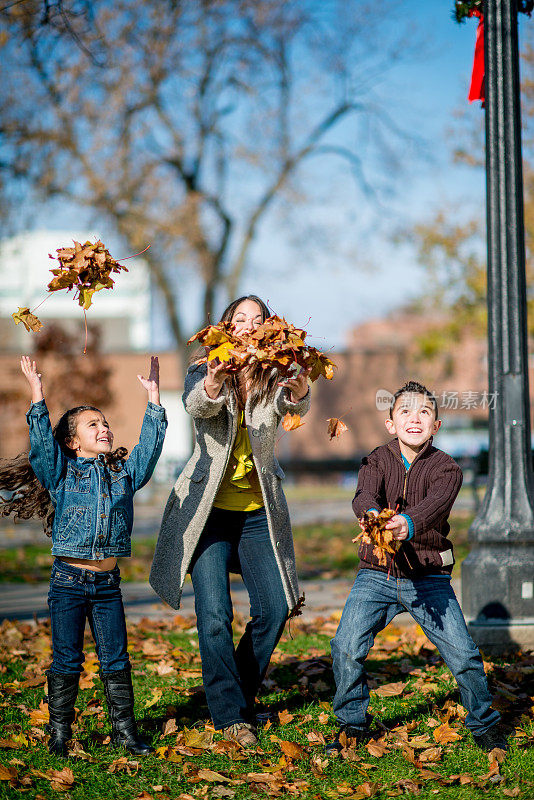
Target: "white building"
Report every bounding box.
[0,230,151,352]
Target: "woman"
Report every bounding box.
[150,296,310,746]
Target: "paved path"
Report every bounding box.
[0,576,462,625]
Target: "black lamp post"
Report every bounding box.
[461,0,534,654]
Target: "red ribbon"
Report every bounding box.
[468,10,485,105]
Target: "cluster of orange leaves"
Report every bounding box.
[12,239,128,332]
[188,315,336,382]
[353,508,398,567]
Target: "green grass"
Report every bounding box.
[0,616,532,799]
[0,513,473,583]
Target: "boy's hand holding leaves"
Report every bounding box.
[353,508,399,568]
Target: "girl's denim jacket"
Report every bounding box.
[26,399,167,559]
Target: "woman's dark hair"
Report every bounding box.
[191,295,279,409]
[0,406,127,537]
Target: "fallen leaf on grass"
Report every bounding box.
[144,688,163,708]
[433,722,462,744]
[28,700,49,725]
[416,746,442,763]
[247,772,284,783]
[155,745,183,763]
[351,782,381,799]
[407,734,432,749]
[67,740,96,761]
[196,769,231,783]
[373,681,405,697]
[503,789,521,797]
[489,747,507,763]
[155,659,176,677]
[282,413,305,432]
[182,727,213,749]
[162,717,178,736]
[327,417,348,440]
[107,757,139,775]
[277,709,294,725]
[31,767,75,791]
[365,739,388,758]
[307,731,326,745]
[0,765,18,781]
[394,778,421,794]
[0,733,30,749]
[318,711,330,724]
[279,739,306,759]
[141,639,169,658]
[136,793,154,800]
[21,675,46,688]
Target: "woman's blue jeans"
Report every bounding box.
[331,569,500,736]
[190,507,289,730]
[47,558,130,674]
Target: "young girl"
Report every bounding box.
[4,356,167,757]
[150,296,310,746]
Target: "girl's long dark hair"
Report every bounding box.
[191,294,279,409]
[0,405,127,537]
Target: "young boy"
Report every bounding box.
[328,381,506,753]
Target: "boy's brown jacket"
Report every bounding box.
[352,437,463,577]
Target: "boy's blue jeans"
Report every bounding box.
[47,558,130,674]
[331,569,500,736]
[190,507,289,730]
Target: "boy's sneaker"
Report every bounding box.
[472,724,508,752]
[325,724,371,755]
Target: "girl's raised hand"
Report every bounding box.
[137,356,161,405]
[20,356,44,403]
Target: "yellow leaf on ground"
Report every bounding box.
[183,727,213,749]
[144,688,163,708]
[433,723,462,745]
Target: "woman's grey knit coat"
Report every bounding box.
[149,362,310,613]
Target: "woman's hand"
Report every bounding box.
[137,356,161,405]
[280,366,310,402]
[204,349,233,399]
[20,356,44,404]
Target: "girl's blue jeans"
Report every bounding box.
[331,569,500,736]
[47,558,130,674]
[190,507,289,730]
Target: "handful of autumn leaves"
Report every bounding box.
[353,508,398,568]
[188,315,336,382]
[12,240,128,333]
